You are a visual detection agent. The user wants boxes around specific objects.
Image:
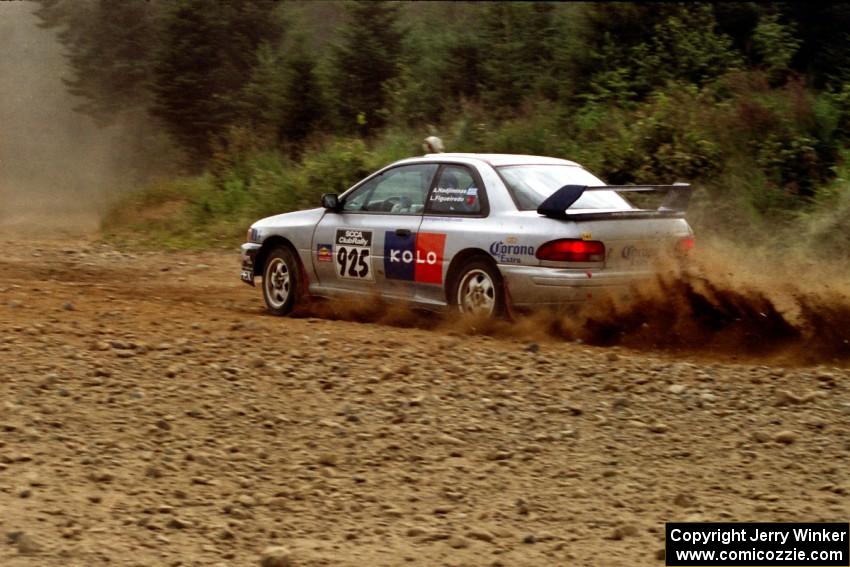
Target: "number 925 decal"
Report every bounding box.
[334,229,373,280]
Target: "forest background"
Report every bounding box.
[33,1,850,254]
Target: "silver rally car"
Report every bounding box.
[240,153,694,317]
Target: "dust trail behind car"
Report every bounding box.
[0,3,171,232]
[294,241,850,366]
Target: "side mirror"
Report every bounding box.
[321,193,340,211]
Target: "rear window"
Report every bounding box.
[426,165,481,215]
[498,165,631,211]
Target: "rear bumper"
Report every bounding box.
[500,264,656,306]
[240,243,261,286]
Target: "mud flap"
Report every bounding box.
[503,280,516,321]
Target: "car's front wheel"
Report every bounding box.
[450,259,505,318]
[262,246,301,316]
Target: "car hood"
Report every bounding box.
[252,207,325,229]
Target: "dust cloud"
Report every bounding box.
[292,243,850,366]
[0,2,149,232]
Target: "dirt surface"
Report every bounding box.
[1,236,848,566]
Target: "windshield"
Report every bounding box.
[497,165,632,211]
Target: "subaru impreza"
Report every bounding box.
[240,153,694,317]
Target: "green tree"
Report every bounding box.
[752,12,801,84]
[569,4,741,105]
[151,0,282,163]
[778,2,850,88]
[240,39,324,151]
[479,2,558,111]
[389,3,487,126]
[634,5,742,90]
[33,0,162,124]
[329,1,403,135]
[712,2,762,58]
[239,44,289,144]
[278,41,324,146]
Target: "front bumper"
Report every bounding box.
[240,243,261,286]
[500,265,657,306]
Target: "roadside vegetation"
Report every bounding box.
[37,1,850,255]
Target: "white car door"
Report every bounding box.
[311,163,438,301]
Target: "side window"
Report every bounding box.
[426,165,482,215]
[342,164,437,214]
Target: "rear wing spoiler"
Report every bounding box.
[537,183,693,221]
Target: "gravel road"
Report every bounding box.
[0,238,848,566]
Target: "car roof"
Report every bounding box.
[397,153,581,167]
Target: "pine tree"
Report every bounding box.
[329,1,403,135]
[777,3,850,88]
[279,42,324,145]
[239,44,289,144]
[239,39,324,151]
[151,0,282,162]
[33,0,161,124]
[480,2,557,112]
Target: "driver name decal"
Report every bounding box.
[384,231,446,284]
[334,229,373,280]
[429,186,467,205]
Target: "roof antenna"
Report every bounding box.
[423,136,444,154]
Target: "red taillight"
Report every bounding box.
[536,239,605,263]
[677,236,695,253]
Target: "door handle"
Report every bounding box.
[395,228,411,237]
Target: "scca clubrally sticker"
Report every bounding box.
[334,228,373,280]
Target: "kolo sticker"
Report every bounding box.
[384,231,446,284]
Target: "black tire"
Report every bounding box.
[261,246,301,316]
[449,258,505,318]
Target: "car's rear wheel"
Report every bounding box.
[262,246,300,316]
[450,259,504,318]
